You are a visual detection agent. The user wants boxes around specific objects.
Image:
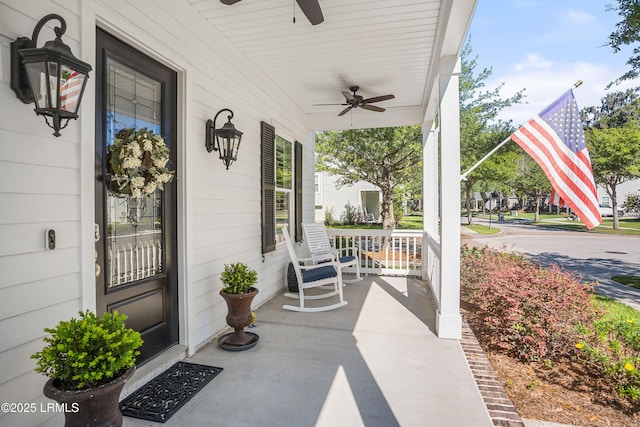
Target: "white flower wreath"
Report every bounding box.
[107,127,174,199]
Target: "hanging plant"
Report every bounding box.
[107,127,174,199]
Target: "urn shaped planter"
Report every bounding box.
[218,262,259,351]
[31,311,142,427]
[220,287,259,346]
[43,366,135,427]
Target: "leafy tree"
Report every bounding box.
[581,88,640,129]
[606,1,640,86]
[459,41,525,224]
[512,152,552,222]
[315,126,422,229]
[623,191,640,218]
[586,124,640,228]
[582,89,640,228]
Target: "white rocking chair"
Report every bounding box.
[302,222,362,283]
[281,226,347,312]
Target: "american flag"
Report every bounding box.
[550,188,568,208]
[60,70,83,113]
[511,89,602,229]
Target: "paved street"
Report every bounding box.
[461,218,640,310]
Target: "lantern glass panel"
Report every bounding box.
[222,135,233,159]
[24,61,46,109]
[231,136,240,158]
[60,65,85,114]
[47,61,59,109]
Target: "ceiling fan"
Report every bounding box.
[317,86,395,116]
[220,0,324,25]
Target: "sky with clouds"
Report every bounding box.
[467,0,638,126]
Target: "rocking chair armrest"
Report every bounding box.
[298,257,322,264]
[309,252,339,263]
[296,255,319,266]
[299,260,340,272]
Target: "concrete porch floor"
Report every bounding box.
[123,276,493,427]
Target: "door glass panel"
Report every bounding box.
[105,57,164,288]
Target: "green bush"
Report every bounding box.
[31,310,142,390]
[220,262,258,294]
[324,207,339,226]
[576,297,640,400]
[342,202,358,225]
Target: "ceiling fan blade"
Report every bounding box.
[220,0,242,4]
[296,0,324,25]
[314,103,348,106]
[361,104,385,113]
[338,106,352,116]
[362,94,395,103]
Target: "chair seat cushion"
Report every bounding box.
[302,265,337,283]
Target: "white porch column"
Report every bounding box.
[422,122,438,237]
[436,56,462,339]
[421,122,438,282]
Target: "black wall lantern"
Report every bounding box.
[206,109,243,170]
[10,14,92,137]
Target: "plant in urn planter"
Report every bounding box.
[219,262,259,350]
[31,310,143,427]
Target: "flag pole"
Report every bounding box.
[459,80,583,182]
[460,135,512,181]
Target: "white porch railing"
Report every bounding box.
[325,229,423,277]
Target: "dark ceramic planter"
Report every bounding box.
[43,366,135,427]
[220,287,258,346]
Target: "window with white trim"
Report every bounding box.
[276,135,293,242]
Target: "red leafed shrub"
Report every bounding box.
[461,245,600,362]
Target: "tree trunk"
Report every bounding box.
[380,183,395,230]
[608,183,619,229]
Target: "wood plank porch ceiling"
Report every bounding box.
[188,0,473,130]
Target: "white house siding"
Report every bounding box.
[0,1,316,425]
[314,172,381,223]
[597,180,640,212]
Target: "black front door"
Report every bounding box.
[95,29,178,364]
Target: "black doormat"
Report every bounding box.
[120,361,223,423]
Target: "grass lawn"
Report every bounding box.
[464,224,501,234]
[595,293,640,319]
[471,211,640,235]
[612,275,640,290]
[537,219,640,235]
[470,211,566,221]
[328,213,424,230]
[600,218,640,230]
[398,214,423,229]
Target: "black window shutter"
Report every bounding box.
[261,121,276,253]
[294,141,303,242]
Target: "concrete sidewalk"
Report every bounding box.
[124,276,494,426]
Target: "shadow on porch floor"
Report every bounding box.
[123,276,493,427]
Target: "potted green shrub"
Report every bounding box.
[219,262,259,349]
[32,310,143,427]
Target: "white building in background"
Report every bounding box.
[598,180,639,213]
[314,172,382,223]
